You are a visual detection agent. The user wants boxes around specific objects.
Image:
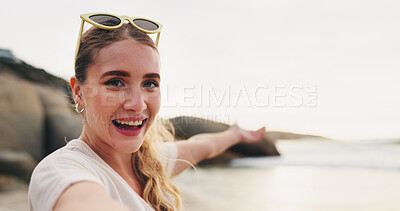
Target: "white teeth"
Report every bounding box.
[115,119,144,126]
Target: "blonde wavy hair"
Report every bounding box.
[75,24,182,210]
[133,118,181,210]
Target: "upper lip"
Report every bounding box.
[113,116,147,121]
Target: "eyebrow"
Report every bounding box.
[143,73,160,79]
[100,71,160,80]
[100,70,130,79]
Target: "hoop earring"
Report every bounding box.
[75,103,85,113]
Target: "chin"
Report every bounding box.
[111,137,144,153]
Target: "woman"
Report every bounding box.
[28,13,265,211]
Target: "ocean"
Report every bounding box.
[174,139,400,211]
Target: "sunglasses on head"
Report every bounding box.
[75,12,163,65]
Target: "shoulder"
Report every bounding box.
[28,139,103,211]
[32,139,101,176]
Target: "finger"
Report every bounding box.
[253,126,266,134]
[253,126,266,139]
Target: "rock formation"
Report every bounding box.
[0,50,82,181]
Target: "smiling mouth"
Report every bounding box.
[112,119,147,130]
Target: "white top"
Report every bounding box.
[28,139,178,211]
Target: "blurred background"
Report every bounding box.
[1,0,399,210]
[1,0,399,140]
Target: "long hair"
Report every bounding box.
[75,23,181,211]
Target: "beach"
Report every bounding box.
[3,167,400,211]
[174,139,400,210]
[2,139,400,211]
[175,166,400,211]
[1,0,399,209]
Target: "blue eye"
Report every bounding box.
[105,78,124,87]
[143,81,159,88]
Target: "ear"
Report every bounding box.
[70,76,81,100]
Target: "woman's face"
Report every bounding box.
[79,39,161,154]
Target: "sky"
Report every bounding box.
[1,0,399,140]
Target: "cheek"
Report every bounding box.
[97,88,125,108]
[85,90,120,124]
[148,93,161,116]
[145,94,161,132]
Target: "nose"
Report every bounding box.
[123,87,147,113]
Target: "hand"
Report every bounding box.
[229,124,266,144]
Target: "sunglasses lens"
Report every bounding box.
[133,19,159,31]
[89,15,121,26]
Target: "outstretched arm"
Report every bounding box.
[171,124,265,176]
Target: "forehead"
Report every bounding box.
[88,39,160,78]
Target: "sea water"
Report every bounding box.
[173,139,400,211]
[232,139,400,170]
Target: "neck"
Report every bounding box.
[78,126,145,196]
[79,129,133,175]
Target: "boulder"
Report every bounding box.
[0,72,45,161]
[34,85,83,154]
[0,149,37,182]
[0,57,83,181]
